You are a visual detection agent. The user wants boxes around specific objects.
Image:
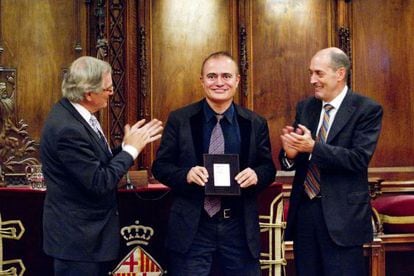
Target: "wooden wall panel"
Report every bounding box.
[352,0,414,168]
[1,0,414,179]
[150,0,237,157]
[1,0,87,140]
[249,0,333,168]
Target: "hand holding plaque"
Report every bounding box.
[203,154,240,196]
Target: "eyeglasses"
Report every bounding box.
[102,85,114,93]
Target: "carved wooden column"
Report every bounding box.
[239,25,249,103]
[88,0,127,150]
[73,0,83,53]
[107,0,127,147]
[136,0,153,171]
[87,0,153,171]
[337,0,353,87]
[238,0,253,109]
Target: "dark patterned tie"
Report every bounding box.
[89,115,112,154]
[204,115,224,217]
[303,104,334,199]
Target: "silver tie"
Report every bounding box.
[89,115,112,154]
[204,115,224,217]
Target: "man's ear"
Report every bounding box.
[337,67,346,81]
[84,92,93,102]
[236,74,241,88]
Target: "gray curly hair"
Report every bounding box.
[62,56,112,102]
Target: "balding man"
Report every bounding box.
[279,47,383,275]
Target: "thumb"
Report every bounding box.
[124,124,131,136]
[298,124,311,135]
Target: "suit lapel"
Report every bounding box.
[327,90,356,143]
[235,105,251,169]
[304,99,323,138]
[60,98,86,125]
[60,98,112,157]
[190,102,204,165]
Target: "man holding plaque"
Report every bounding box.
[152,51,276,275]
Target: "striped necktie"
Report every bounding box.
[303,104,334,199]
[89,115,112,154]
[204,115,224,217]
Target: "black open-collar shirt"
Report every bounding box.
[203,101,241,155]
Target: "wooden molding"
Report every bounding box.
[74,0,83,52]
[338,26,352,86]
[107,0,127,147]
[138,26,148,100]
[239,24,249,98]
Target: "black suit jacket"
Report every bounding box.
[40,98,134,261]
[152,99,276,257]
[280,90,383,246]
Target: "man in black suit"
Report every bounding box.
[152,51,275,275]
[279,47,383,275]
[40,56,162,275]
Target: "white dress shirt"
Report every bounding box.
[69,101,138,159]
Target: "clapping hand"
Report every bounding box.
[124,119,163,153]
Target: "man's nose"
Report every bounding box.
[216,76,225,85]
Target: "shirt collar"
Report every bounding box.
[70,101,94,123]
[323,85,348,110]
[203,101,235,124]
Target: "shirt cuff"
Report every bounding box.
[282,153,295,169]
[122,143,139,159]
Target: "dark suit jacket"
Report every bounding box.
[40,98,134,261]
[280,90,383,247]
[151,99,276,257]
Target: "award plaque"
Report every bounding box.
[203,154,240,196]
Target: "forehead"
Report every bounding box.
[203,56,238,74]
[309,53,333,72]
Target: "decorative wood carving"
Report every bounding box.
[107,0,126,146]
[138,26,148,114]
[239,25,249,97]
[96,38,109,60]
[95,0,108,59]
[338,27,351,60]
[338,26,352,87]
[0,68,40,175]
[137,25,149,169]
